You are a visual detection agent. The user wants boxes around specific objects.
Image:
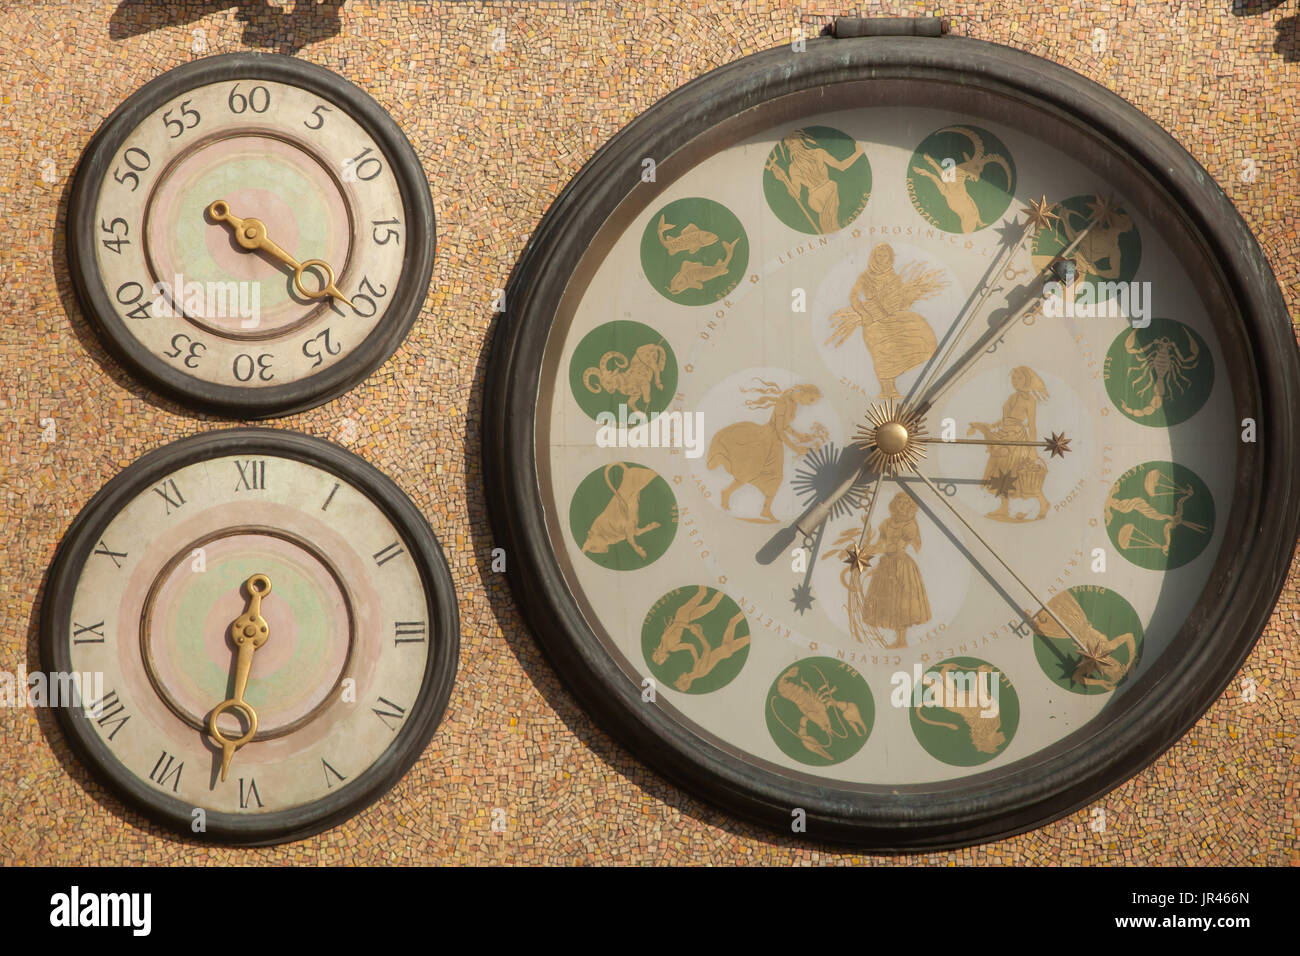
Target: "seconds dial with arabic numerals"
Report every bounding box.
[40,430,459,845]
[484,23,1300,848]
[68,53,435,417]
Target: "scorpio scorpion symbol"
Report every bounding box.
[771,664,868,760]
[1122,327,1200,418]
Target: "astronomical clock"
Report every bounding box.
[483,19,1300,847]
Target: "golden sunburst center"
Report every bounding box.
[854,400,928,475]
[875,421,910,455]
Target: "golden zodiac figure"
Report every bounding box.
[1105,469,1206,556]
[650,587,750,691]
[1051,196,1134,280]
[771,663,868,760]
[668,239,739,295]
[765,129,866,232]
[913,661,1007,754]
[910,126,1013,232]
[580,463,662,559]
[1028,592,1137,691]
[827,242,945,399]
[583,342,667,413]
[969,366,1051,522]
[657,215,718,255]
[706,380,827,523]
[825,492,931,648]
[1121,328,1200,418]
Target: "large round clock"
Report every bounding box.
[483,19,1300,848]
[67,53,435,418]
[40,429,459,845]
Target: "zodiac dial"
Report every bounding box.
[485,28,1299,846]
[40,430,459,845]
[67,53,435,417]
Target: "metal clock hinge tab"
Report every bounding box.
[831,16,945,37]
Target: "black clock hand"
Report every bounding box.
[755,443,870,565]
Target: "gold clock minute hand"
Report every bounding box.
[910,469,1095,662]
[206,199,355,309]
[912,210,1101,416]
[208,573,272,783]
[917,433,1073,458]
[910,198,1051,402]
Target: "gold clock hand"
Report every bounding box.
[208,573,272,782]
[913,209,1102,415]
[917,432,1072,458]
[793,466,876,541]
[910,469,1094,660]
[910,196,1056,401]
[206,199,356,309]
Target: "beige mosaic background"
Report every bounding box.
[1,0,1296,865]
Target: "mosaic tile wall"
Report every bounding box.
[1,0,1296,865]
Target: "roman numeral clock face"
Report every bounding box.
[68,53,434,417]
[40,430,459,844]
[483,34,1300,847]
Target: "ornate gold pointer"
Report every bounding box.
[208,574,272,782]
[910,197,1061,402]
[909,469,1100,667]
[207,199,355,308]
[916,432,1072,458]
[913,210,1103,414]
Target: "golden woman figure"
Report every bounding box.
[707,380,826,523]
[856,492,931,648]
[766,130,866,233]
[968,366,1050,521]
[827,242,946,399]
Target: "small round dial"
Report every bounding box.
[41,429,459,845]
[68,53,435,417]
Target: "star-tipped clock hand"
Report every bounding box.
[912,207,1102,416]
[909,469,1097,663]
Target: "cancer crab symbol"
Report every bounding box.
[771,664,868,760]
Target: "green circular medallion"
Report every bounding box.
[765,657,873,766]
[762,125,871,235]
[569,461,678,570]
[1032,193,1142,305]
[1104,461,1215,571]
[568,321,678,420]
[641,586,750,694]
[1031,586,1145,695]
[907,656,1019,766]
[640,197,749,305]
[906,125,1016,233]
[1104,318,1213,427]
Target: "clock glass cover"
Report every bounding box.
[483,29,1300,848]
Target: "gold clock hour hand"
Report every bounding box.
[913,210,1101,415]
[206,199,356,309]
[910,198,1050,401]
[918,433,1072,458]
[910,469,1094,660]
[208,573,272,782]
